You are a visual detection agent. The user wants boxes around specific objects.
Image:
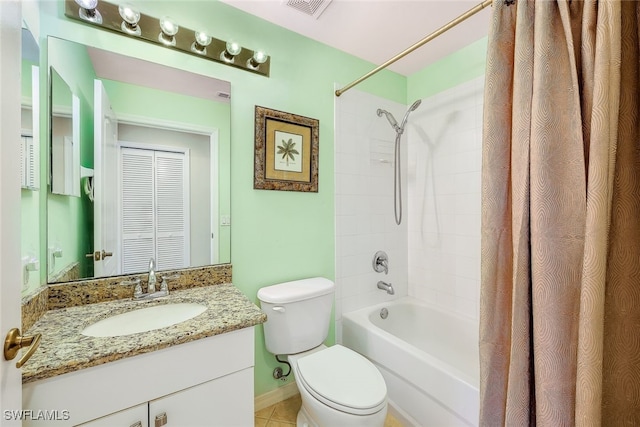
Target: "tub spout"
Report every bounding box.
[377,280,395,295]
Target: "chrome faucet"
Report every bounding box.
[148,258,157,293]
[377,280,395,295]
[128,258,170,300]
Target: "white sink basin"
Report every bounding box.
[82,303,207,337]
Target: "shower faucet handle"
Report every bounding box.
[373,251,389,274]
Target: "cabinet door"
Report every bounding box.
[75,403,147,427]
[149,367,253,427]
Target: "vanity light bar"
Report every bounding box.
[65,0,271,77]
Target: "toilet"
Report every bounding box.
[257,277,388,427]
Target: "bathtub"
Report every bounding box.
[341,297,479,426]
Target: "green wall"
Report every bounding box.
[408,36,488,99]
[34,0,406,397]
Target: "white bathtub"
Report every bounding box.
[341,297,479,426]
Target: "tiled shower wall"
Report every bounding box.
[334,88,408,340]
[406,76,484,321]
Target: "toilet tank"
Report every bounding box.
[257,277,335,355]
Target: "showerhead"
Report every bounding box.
[399,99,422,131]
[376,108,399,131]
[377,100,421,134]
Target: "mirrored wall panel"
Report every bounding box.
[50,68,80,197]
[47,37,231,283]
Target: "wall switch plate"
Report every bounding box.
[221,216,231,226]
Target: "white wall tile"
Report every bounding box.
[335,78,482,329]
[407,76,484,323]
[335,89,407,317]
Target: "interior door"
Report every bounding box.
[1,1,25,418]
[93,80,119,277]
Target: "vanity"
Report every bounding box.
[22,273,266,427]
[18,11,255,425]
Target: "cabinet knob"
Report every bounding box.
[154,412,168,427]
[129,422,143,427]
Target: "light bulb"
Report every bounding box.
[158,16,179,46]
[195,31,212,47]
[159,16,179,36]
[247,50,268,69]
[225,40,242,56]
[192,31,212,55]
[119,4,141,35]
[119,4,139,24]
[221,40,242,63]
[253,50,268,64]
[75,0,98,8]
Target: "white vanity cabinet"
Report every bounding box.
[78,368,253,427]
[76,404,147,427]
[23,328,255,427]
[148,368,253,427]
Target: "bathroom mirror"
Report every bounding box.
[50,68,80,197]
[21,27,41,293]
[46,37,231,283]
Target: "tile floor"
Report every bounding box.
[254,394,404,426]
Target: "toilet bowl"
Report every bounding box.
[257,277,388,427]
[289,345,387,427]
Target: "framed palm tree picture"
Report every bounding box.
[254,106,319,192]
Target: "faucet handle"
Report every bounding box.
[372,251,389,274]
[121,278,142,298]
[159,274,180,292]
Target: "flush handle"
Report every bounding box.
[4,328,41,368]
[272,306,285,313]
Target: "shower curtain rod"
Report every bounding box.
[334,0,493,97]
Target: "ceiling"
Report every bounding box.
[218,0,492,76]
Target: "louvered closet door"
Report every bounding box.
[121,148,155,274]
[120,147,189,274]
[154,151,189,271]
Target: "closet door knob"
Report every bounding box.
[101,250,113,258]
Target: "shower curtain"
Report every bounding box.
[479,0,639,426]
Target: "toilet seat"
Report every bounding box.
[294,345,387,416]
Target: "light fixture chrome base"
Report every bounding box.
[79,6,102,24]
[120,21,140,36]
[65,0,270,77]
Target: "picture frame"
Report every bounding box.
[254,106,319,192]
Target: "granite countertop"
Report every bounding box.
[22,283,266,384]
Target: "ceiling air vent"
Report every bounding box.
[283,0,333,19]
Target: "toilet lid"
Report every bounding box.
[296,345,387,415]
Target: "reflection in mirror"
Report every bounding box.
[46,37,231,284]
[21,27,41,295]
[50,68,81,197]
